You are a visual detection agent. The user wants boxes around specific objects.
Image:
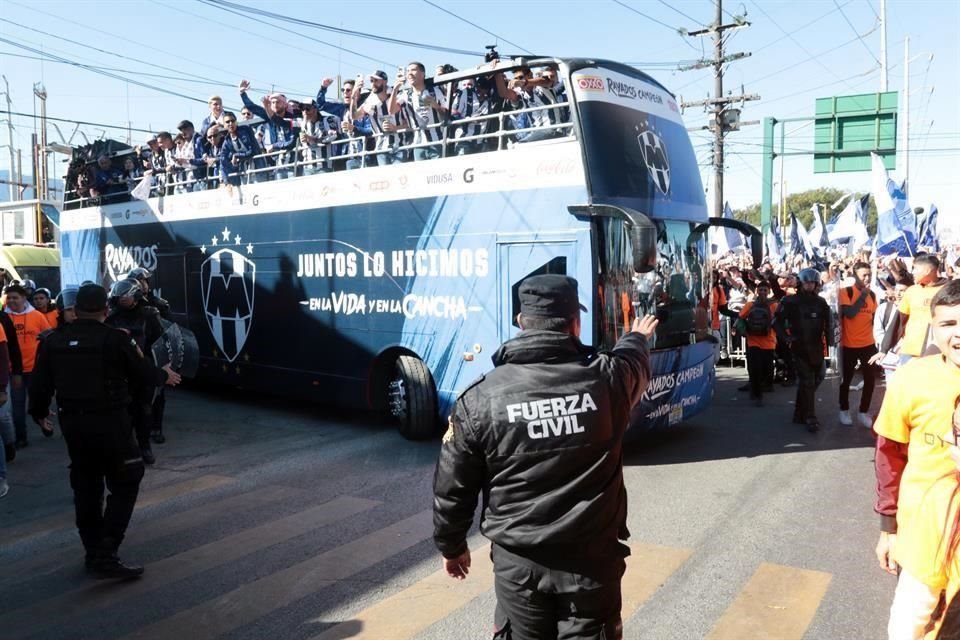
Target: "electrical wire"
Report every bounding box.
[1,109,158,134]
[0,36,207,104]
[832,0,881,64]
[610,0,703,54]
[0,52,233,86]
[187,0,396,69]
[421,0,533,55]
[655,0,707,27]
[198,0,484,57]
[754,0,855,53]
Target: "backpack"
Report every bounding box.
[745,302,772,336]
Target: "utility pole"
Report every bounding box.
[903,36,909,196]
[33,83,48,201]
[1,75,16,201]
[680,0,759,218]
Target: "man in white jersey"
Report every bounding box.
[353,70,405,166]
[494,64,558,144]
[390,61,448,161]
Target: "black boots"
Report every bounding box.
[87,553,144,580]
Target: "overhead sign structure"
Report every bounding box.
[813,92,898,173]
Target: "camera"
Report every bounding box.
[484,45,500,63]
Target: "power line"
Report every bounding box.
[198,0,484,57]
[832,0,881,64]
[1,109,157,134]
[420,0,533,55]
[187,0,395,70]
[0,36,207,104]
[655,0,706,27]
[7,0,304,97]
[611,0,703,53]
[754,0,855,53]
[0,52,232,86]
[745,26,879,86]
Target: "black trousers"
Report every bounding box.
[793,356,826,421]
[151,388,165,435]
[746,347,775,399]
[61,410,144,555]
[491,544,625,640]
[839,345,879,412]
[129,384,154,450]
[775,341,796,381]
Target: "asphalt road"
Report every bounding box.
[0,364,892,639]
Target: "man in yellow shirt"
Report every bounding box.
[897,255,948,363]
[874,280,960,631]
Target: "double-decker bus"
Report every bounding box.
[58,57,759,439]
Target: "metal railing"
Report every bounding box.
[63,101,575,209]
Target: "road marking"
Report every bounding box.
[622,542,695,618]
[1,495,378,635]
[706,562,832,640]
[123,509,435,640]
[311,544,495,640]
[1,474,234,545]
[1,484,303,582]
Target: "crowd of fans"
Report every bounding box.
[66,58,572,204]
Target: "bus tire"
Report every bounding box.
[389,355,439,440]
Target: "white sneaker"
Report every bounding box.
[850,381,864,391]
[0,479,8,498]
[858,412,873,429]
[838,410,853,426]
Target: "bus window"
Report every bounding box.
[648,221,705,349]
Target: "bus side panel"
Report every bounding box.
[627,341,715,438]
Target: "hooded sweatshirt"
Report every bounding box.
[4,303,51,373]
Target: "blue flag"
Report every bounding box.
[765,215,785,261]
[918,205,939,252]
[871,153,916,256]
[790,213,815,259]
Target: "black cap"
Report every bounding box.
[518,275,587,318]
[177,119,194,130]
[369,70,388,82]
[75,284,108,312]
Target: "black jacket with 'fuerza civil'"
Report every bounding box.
[433,329,651,561]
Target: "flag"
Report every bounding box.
[809,203,830,252]
[790,212,815,259]
[765,215,785,261]
[872,153,916,256]
[830,193,870,250]
[130,176,152,201]
[710,201,744,256]
[918,204,939,251]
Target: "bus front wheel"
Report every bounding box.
[388,355,438,440]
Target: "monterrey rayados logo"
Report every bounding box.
[200,226,255,362]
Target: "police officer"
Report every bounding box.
[774,268,834,432]
[127,267,172,320]
[127,268,172,446]
[433,274,658,640]
[106,278,165,463]
[29,284,181,579]
[55,287,79,327]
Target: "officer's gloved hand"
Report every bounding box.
[33,414,54,438]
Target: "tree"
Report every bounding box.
[733,188,879,235]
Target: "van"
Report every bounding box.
[0,245,61,293]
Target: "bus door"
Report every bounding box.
[497,240,578,343]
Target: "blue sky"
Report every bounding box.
[0,0,957,219]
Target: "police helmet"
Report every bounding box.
[21,279,36,292]
[128,267,152,282]
[109,277,144,302]
[798,268,821,286]
[32,287,52,300]
[56,287,79,312]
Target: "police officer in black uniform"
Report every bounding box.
[106,278,165,463]
[774,268,834,432]
[29,284,181,579]
[127,268,172,446]
[433,274,658,640]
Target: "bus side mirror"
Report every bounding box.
[568,203,658,274]
[629,223,657,274]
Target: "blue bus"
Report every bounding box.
[58,57,759,439]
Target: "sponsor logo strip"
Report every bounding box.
[571,68,683,124]
[121,510,435,640]
[0,473,234,546]
[0,495,379,635]
[62,143,586,232]
[705,563,832,640]
[310,543,495,640]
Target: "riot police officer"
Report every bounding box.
[55,287,79,327]
[127,267,172,320]
[775,268,834,432]
[29,284,181,579]
[106,278,164,463]
[127,268,171,446]
[433,274,658,640]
